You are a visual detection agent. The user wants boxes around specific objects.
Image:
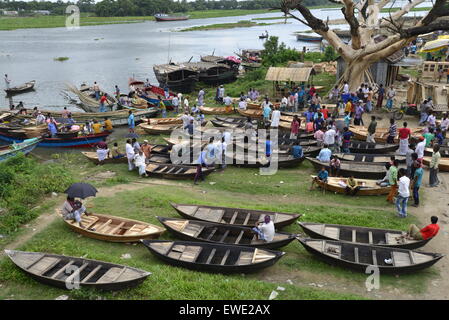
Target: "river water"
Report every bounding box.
[1,3,430,112]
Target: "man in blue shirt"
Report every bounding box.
[298,87,305,109]
[316,144,332,162]
[314,114,325,132]
[412,159,424,207]
[48,121,58,138]
[310,166,329,190]
[291,141,303,158]
[342,127,354,153]
[304,108,314,123]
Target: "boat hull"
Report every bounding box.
[0,132,110,148]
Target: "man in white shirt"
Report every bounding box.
[36,112,46,125]
[223,130,232,145]
[270,107,281,128]
[343,81,349,94]
[181,112,190,131]
[252,215,275,242]
[205,137,216,167]
[96,147,110,163]
[4,74,11,89]
[125,139,135,171]
[218,85,225,100]
[183,97,190,112]
[133,150,148,177]
[238,99,247,110]
[172,96,179,114]
[323,127,336,150]
[415,136,426,160]
[396,168,410,218]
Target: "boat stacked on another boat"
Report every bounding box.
[349,141,398,154]
[306,157,387,179]
[199,106,235,115]
[146,163,214,180]
[349,126,423,143]
[138,123,182,135]
[153,63,200,93]
[333,153,406,165]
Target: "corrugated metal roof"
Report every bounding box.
[374,35,405,64]
[265,67,312,82]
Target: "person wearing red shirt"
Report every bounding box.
[290,115,300,139]
[99,93,108,112]
[398,122,411,155]
[406,216,440,240]
[321,106,329,119]
[309,86,316,97]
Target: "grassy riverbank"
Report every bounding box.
[179,20,285,32]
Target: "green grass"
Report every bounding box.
[53,56,69,62]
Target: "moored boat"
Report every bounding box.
[298,222,432,249]
[297,238,443,274]
[306,157,387,179]
[199,106,234,115]
[171,203,301,228]
[0,138,40,162]
[5,249,150,291]
[153,63,199,93]
[296,33,323,42]
[423,156,449,172]
[154,13,189,21]
[349,141,398,154]
[146,163,214,180]
[61,212,165,242]
[5,80,35,95]
[138,123,182,135]
[158,217,296,249]
[141,240,285,273]
[333,153,406,165]
[310,175,391,195]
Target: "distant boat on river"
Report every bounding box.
[154,14,189,22]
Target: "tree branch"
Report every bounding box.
[341,0,362,49]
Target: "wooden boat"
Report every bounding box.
[310,176,391,195]
[199,106,234,115]
[349,126,423,143]
[148,117,182,125]
[138,123,182,135]
[425,147,449,158]
[9,108,158,127]
[82,151,127,165]
[237,108,263,119]
[146,163,214,179]
[141,240,285,273]
[298,222,432,250]
[333,153,406,165]
[153,63,199,93]
[5,80,35,95]
[61,212,165,242]
[349,141,398,154]
[154,14,189,21]
[296,33,323,42]
[0,131,111,148]
[66,83,117,112]
[5,249,150,291]
[423,156,449,172]
[182,62,238,84]
[158,217,296,249]
[297,238,444,274]
[230,154,305,168]
[0,138,40,162]
[306,157,387,179]
[171,203,301,228]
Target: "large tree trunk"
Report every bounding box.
[339,58,373,91]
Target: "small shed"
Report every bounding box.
[265,67,313,97]
[336,35,405,87]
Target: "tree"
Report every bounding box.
[280,0,449,90]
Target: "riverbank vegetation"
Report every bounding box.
[179,20,284,32]
[0,154,73,238]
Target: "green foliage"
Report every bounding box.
[261,36,301,66]
[0,154,74,235]
[323,45,339,62]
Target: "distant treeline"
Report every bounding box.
[0,0,333,17]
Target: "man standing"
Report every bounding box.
[218,85,225,103]
[172,94,179,114]
[398,122,411,155]
[93,81,100,100]
[342,127,353,153]
[405,144,416,178]
[387,118,397,144]
[396,168,410,218]
[125,139,135,171]
[4,74,10,89]
[114,85,120,100]
[198,88,205,107]
[99,93,108,112]
[128,110,135,134]
[367,115,377,143]
[270,106,281,128]
[262,98,272,124]
[386,86,395,110]
[376,84,385,109]
[386,159,399,203]
[429,144,441,187]
[415,136,426,161]
[290,115,300,140]
[353,101,364,126]
[323,126,336,151]
[411,159,423,207]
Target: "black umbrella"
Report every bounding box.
[64,183,98,199]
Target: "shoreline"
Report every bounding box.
[0,6,431,31]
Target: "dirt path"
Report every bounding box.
[0,179,183,258]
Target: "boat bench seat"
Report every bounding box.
[124,224,146,236]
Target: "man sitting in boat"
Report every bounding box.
[62,196,89,229]
[403,216,440,241]
[36,111,46,125]
[112,142,125,159]
[96,145,110,164]
[103,117,113,132]
[252,215,275,242]
[345,176,360,196]
[291,141,303,159]
[310,166,329,190]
